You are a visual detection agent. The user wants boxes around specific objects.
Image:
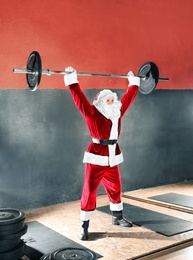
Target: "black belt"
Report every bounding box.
[99,139,117,145]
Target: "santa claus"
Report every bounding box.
[64,67,140,240]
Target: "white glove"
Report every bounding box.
[64,66,79,86]
[127,71,140,87]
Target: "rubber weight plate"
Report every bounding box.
[138,61,159,95]
[51,248,97,260]
[0,209,25,226]
[0,238,21,253]
[0,218,25,234]
[0,240,26,260]
[26,51,42,91]
[0,223,28,240]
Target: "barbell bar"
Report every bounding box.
[13,51,169,94]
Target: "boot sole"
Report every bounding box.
[112,219,133,227]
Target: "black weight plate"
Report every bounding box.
[0,209,25,226]
[26,51,42,91]
[51,248,97,260]
[0,218,25,234]
[0,240,26,260]
[138,61,159,95]
[0,223,28,240]
[0,238,20,253]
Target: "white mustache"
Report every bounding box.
[102,103,121,120]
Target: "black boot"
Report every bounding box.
[112,211,133,227]
[79,220,89,240]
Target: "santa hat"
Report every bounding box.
[93,89,118,106]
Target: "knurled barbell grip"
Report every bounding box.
[13,68,134,78]
[44,70,130,78]
[13,68,142,79]
[13,68,169,81]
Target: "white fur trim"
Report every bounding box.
[108,144,117,166]
[110,202,123,211]
[110,118,118,139]
[93,89,114,105]
[83,151,123,166]
[80,210,91,221]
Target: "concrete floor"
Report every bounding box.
[23,180,193,260]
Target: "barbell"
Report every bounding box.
[13,51,169,94]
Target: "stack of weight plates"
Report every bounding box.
[40,247,97,260]
[0,208,28,260]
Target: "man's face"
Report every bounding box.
[106,96,114,105]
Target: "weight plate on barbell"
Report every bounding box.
[138,61,159,95]
[0,209,25,225]
[26,51,42,91]
[51,248,97,260]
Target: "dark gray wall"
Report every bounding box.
[0,89,193,210]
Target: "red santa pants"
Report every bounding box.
[81,163,122,211]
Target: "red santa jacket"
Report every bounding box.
[68,83,138,166]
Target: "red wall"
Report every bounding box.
[0,0,193,90]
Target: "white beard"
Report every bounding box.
[95,101,121,120]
